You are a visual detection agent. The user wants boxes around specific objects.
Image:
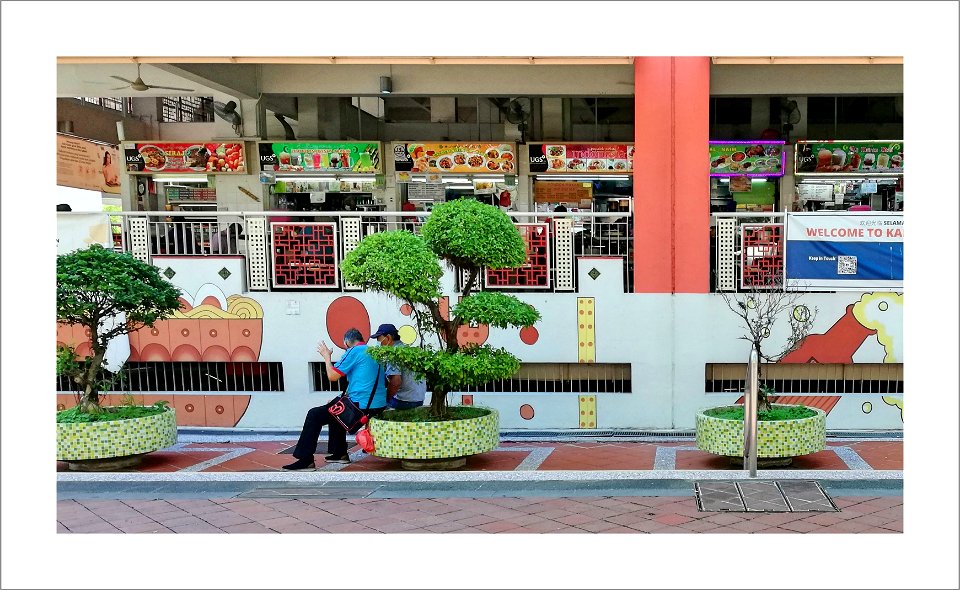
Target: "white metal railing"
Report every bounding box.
[712,212,786,292]
[94,211,634,293]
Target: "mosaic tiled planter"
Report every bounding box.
[695,405,826,459]
[368,408,499,469]
[56,407,178,469]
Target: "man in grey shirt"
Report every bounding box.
[371,323,427,410]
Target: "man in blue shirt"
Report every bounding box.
[283,328,386,470]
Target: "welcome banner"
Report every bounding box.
[785,212,903,291]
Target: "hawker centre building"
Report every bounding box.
[56,56,904,432]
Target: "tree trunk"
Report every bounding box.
[430,386,449,419]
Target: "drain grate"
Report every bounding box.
[279,443,328,455]
[695,480,838,513]
[238,487,378,499]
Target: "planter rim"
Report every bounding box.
[56,404,174,424]
[698,404,826,424]
[369,405,495,425]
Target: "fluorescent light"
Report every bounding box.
[719,179,731,183]
[536,175,630,181]
[752,179,768,183]
[154,176,209,183]
[277,175,373,182]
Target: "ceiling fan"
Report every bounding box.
[110,64,195,93]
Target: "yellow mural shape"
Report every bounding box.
[882,396,903,421]
[577,297,596,364]
[172,295,264,320]
[398,325,418,345]
[578,395,597,429]
[852,292,903,362]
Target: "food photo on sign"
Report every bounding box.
[394,143,516,174]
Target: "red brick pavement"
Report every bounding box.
[57,495,902,534]
[56,440,903,473]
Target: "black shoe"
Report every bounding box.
[281,458,316,471]
[324,454,351,464]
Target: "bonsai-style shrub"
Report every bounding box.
[342,198,540,419]
[57,244,182,415]
[719,279,818,413]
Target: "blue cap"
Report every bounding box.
[370,323,400,338]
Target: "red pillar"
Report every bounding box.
[633,57,711,293]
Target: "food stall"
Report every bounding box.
[258,141,384,214]
[124,140,248,212]
[392,142,518,212]
[528,142,634,218]
[794,140,903,211]
[708,140,786,212]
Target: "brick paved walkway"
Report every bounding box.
[57,494,902,534]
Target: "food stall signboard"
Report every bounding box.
[795,141,903,175]
[529,143,633,173]
[57,134,121,194]
[533,181,593,203]
[784,212,903,291]
[709,141,785,177]
[125,142,246,174]
[259,142,382,173]
[394,143,517,174]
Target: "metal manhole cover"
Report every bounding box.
[695,480,838,513]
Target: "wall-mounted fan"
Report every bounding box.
[780,98,801,141]
[212,100,243,136]
[504,97,532,143]
[110,64,194,92]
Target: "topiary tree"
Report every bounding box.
[341,198,540,419]
[57,244,182,414]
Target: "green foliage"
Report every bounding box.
[341,231,442,304]
[421,199,527,270]
[57,244,183,334]
[56,401,171,423]
[376,406,491,423]
[704,405,816,421]
[452,292,540,329]
[56,244,182,413]
[369,344,521,391]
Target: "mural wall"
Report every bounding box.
[57,250,904,431]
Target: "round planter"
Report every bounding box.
[368,408,499,470]
[57,407,178,470]
[695,404,826,459]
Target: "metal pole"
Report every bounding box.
[744,346,759,476]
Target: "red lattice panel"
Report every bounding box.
[485,224,550,289]
[741,223,783,289]
[271,223,339,288]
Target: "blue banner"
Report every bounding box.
[785,212,903,291]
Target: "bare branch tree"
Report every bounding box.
[719,278,818,412]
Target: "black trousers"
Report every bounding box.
[292,400,385,460]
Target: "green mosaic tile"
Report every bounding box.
[56,408,178,461]
[695,405,826,458]
[368,408,499,460]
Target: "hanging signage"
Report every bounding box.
[728,176,752,192]
[529,143,633,173]
[533,181,592,203]
[785,212,903,290]
[407,183,446,199]
[797,183,835,202]
[259,141,382,173]
[709,141,785,177]
[124,142,246,174]
[394,143,517,174]
[795,141,903,175]
[57,135,121,194]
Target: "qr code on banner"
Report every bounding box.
[838,255,857,275]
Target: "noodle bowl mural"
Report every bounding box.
[56,285,264,427]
